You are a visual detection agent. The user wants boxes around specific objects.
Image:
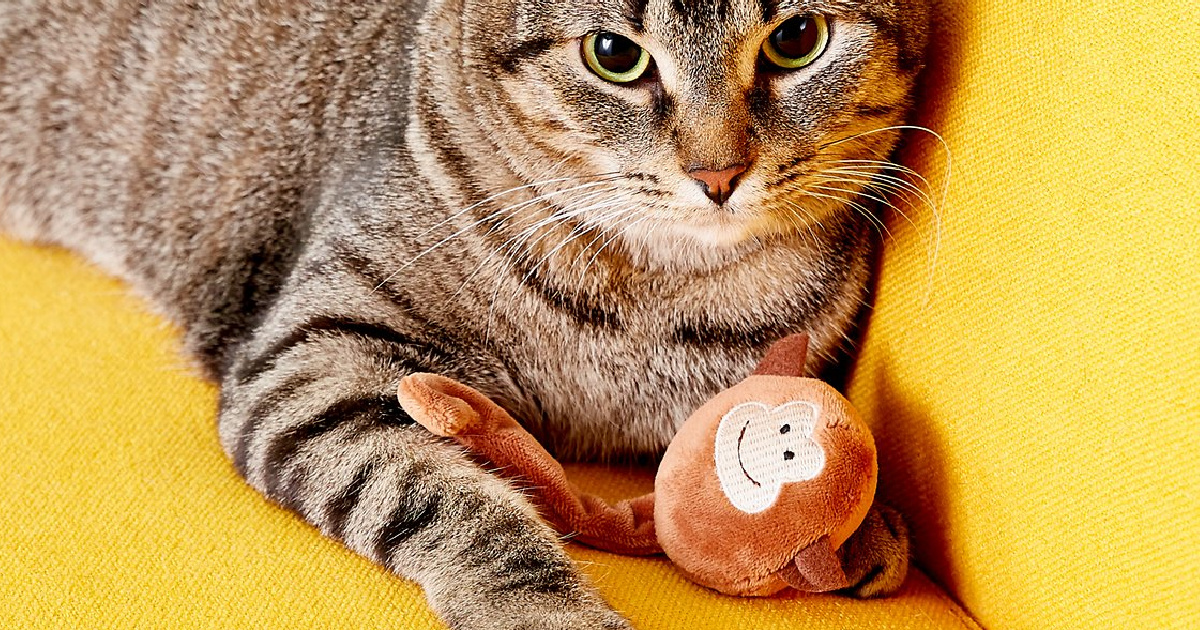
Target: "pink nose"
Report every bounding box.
[687,164,748,205]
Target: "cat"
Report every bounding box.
[0,0,928,627]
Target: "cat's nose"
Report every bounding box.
[687,164,748,205]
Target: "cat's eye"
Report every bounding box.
[582,32,651,83]
[762,15,830,70]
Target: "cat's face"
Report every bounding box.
[459,0,929,268]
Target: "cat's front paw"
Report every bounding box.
[837,503,911,598]
[516,606,633,630]
[437,592,634,630]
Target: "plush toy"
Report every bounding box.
[396,334,877,597]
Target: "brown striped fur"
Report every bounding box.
[1,0,928,627]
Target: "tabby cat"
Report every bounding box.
[0,0,928,627]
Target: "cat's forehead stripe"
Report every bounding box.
[624,0,650,31]
[665,0,735,23]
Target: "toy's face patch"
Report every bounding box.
[714,401,825,513]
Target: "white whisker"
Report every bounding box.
[369,179,620,294]
[583,213,650,276]
[402,161,601,242]
[816,124,952,310]
[521,198,633,282]
[822,167,935,209]
[799,187,890,238]
[779,199,825,245]
[809,184,895,239]
[480,189,632,342]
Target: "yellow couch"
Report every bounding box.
[2,0,1196,628]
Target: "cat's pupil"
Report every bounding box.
[593,33,642,74]
[770,16,820,59]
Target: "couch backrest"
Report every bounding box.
[846,1,1199,628]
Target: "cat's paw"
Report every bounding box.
[520,607,633,630]
[439,594,633,630]
[837,503,911,598]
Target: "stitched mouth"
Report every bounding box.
[736,420,761,487]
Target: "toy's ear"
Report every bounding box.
[397,373,511,437]
[752,333,809,377]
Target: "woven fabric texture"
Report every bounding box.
[0,241,975,629]
[845,1,1200,629]
[4,0,1197,627]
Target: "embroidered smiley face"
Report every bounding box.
[713,401,826,513]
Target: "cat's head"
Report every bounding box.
[453,0,930,269]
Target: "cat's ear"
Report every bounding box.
[398,373,517,436]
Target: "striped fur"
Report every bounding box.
[1,0,928,626]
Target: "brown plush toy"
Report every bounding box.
[396,334,877,597]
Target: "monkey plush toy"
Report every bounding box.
[397,334,877,597]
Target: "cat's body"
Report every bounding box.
[1,0,927,627]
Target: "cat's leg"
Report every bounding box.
[219,320,630,630]
[838,503,911,598]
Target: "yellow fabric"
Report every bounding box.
[846,1,1200,630]
[0,240,975,628]
[5,1,1197,627]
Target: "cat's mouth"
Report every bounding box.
[658,216,756,248]
[612,214,771,272]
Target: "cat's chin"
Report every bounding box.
[616,218,770,274]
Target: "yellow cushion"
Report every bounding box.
[0,239,974,628]
[846,1,1200,629]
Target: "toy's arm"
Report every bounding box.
[398,373,660,556]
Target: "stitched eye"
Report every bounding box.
[780,424,791,434]
[783,450,796,461]
[762,15,830,70]
[583,32,651,83]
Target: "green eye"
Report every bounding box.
[762,15,830,70]
[583,32,651,83]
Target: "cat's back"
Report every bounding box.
[0,0,417,263]
[4,0,302,237]
[0,0,418,365]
